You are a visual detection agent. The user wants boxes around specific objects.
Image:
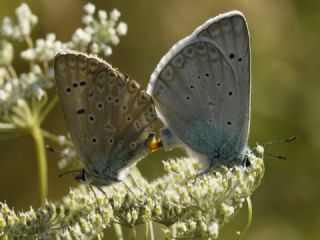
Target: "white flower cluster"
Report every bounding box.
[69,3,128,56]
[0,153,264,239]
[1,3,38,41]
[0,2,127,117]
[20,33,67,62]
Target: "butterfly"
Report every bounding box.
[54,52,158,186]
[147,11,251,171]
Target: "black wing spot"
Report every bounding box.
[107,96,112,102]
[88,114,95,122]
[229,53,235,59]
[122,106,127,111]
[217,82,221,87]
[228,91,233,96]
[238,58,242,62]
[205,73,210,77]
[135,121,141,130]
[197,75,201,79]
[91,137,97,144]
[130,141,136,150]
[114,98,120,104]
[97,102,103,109]
[108,137,113,145]
[66,87,71,93]
[189,85,194,89]
[127,116,132,121]
[227,121,232,125]
[77,109,85,115]
[186,96,191,100]
[72,82,78,88]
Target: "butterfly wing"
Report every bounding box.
[147,11,250,168]
[55,52,156,185]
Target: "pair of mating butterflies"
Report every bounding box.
[54,11,251,186]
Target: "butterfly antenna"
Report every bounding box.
[258,136,297,160]
[58,169,82,178]
[46,145,69,158]
[261,136,297,147]
[264,152,287,160]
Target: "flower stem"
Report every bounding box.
[144,222,149,240]
[113,223,124,240]
[131,227,137,240]
[237,196,253,240]
[170,224,176,239]
[38,95,58,124]
[147,220,154,240]
[31,125,47,206]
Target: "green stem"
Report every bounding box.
[131,227,137,240]
[144,222,149,240]
[38,95,58,124]
[113,223,124,240]
[170,224,176,239]
[148,221,155,240]
[6,64,18,79]
[237,197,253,240]
[31,125,47,206]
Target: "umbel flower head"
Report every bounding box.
[0,152,264,239]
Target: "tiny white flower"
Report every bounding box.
[0,40,14,65]
[116,22,128,36]
[84,3,96,15]
[90,42,99,54]
[98,10,107,21]
[110,9,121,21]
[73,28,92,44]
[208,222,219,237]
[58,135,67,145]
[103,45,112,56]
[82,15,93,25]
[1,17,14,36]
[0,90,7,101]
[256,145,264,155]
[21,49,34,61]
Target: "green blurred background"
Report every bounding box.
[0,0,319,239]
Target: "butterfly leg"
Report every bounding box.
[128,173,149,197]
